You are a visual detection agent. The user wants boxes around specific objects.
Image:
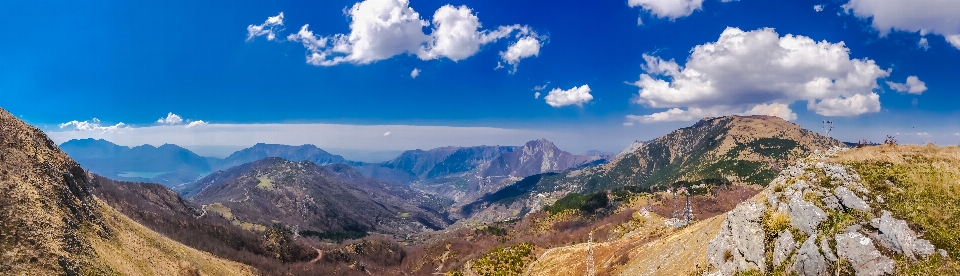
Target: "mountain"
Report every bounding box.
[358,139,601,205]
[525,145,960,275]
[456,115,845,223]
[86,175,323,274]
[0,108,251,275]
[185,158,452,238]
[211,143,348,171]
[60,138,212,189]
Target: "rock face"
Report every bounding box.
[871,210,936,260]
[706,148,946,276]
[835,232,894,276]
[707,202,767,274]
[792,238,827,276]
[835,186,870,211]
[773,230,796,266]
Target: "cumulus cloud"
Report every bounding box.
[843,0,960,49]
[628,0,705,20]
[544,85,593,107]
[59,118,128,132]
[918,37,930,50]
[627,27,891,124]
[814,5,824,12]
[743,103,798,121]
[500,36,542,73]
[157,112,184,125]
[383,131,392,136]
[410,68,420,79]
[534,92,541,99]
[279,0,544,70]
[186,121,207,128]
[246,12,284,41]
[886,76,927,94]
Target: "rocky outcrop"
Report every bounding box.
[707,202,767,274]
[871,210,936,261]
[773,230,796,266]
[792,238,827,276]
[835,186,870,211]
[835,232,894,276]
[706,147,947,276]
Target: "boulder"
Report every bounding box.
[784,193,827,236]
[792,237,828,276]
[834,186,870,211]
[820,238,837,263]
[870,210,936,260]
[707,202,767,275]
[835,232,894,276]
[821,194,841,211]
[773,230,796,266]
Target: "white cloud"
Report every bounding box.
[246,12,284,41]
[625,106,736,123]
[383,131,392,136]
[186,121,207,128]
[628,27,891,123]
[533,82,550,91]
[808,93,881,116]
[544,85,593,107]
[814,5,824,12]
[886,76,927,94]
[534,92,541,99]
[628,0,705,20]
[59,118,128,132]
[947,34,960,49]
[918,37,930,50]
[157,112,184,125]
[843,0,960,49]
[410,68,421,79]
[742,103,798,121]
[499,36,542,73]
[917,132,929,136]
[280,0,544,70]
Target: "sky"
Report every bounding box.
[2,0,959,161]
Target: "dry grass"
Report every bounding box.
[828,144,960,272]
[87,199,253,276]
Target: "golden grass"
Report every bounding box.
[205,203,233,220]
[828,144,960,272]
[256,176,274,191]
[87,199,253,276]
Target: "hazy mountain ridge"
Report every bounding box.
[60,138,212,189]
[211,143,348,171]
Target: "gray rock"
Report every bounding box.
[707,202,767,275]
[793,237,828,276]
[939,249,949,258]
[786,193,828,236]
[835,186,871,211]
[821,237,837,263]
[870,210,937,260]
[773,230,796,266]
[822,194,841,211]
[836,232,894,276]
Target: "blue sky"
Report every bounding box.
[2,0,959,160]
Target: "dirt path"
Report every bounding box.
[310,247,323,263]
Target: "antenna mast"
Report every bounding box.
[586,231,596,276]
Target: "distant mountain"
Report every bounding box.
[60,138,212,189]
[0,108,251,275]
[357,139,601,205]
[457,115,846,223]
[211,143,347,171]
[185,158,451,238]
